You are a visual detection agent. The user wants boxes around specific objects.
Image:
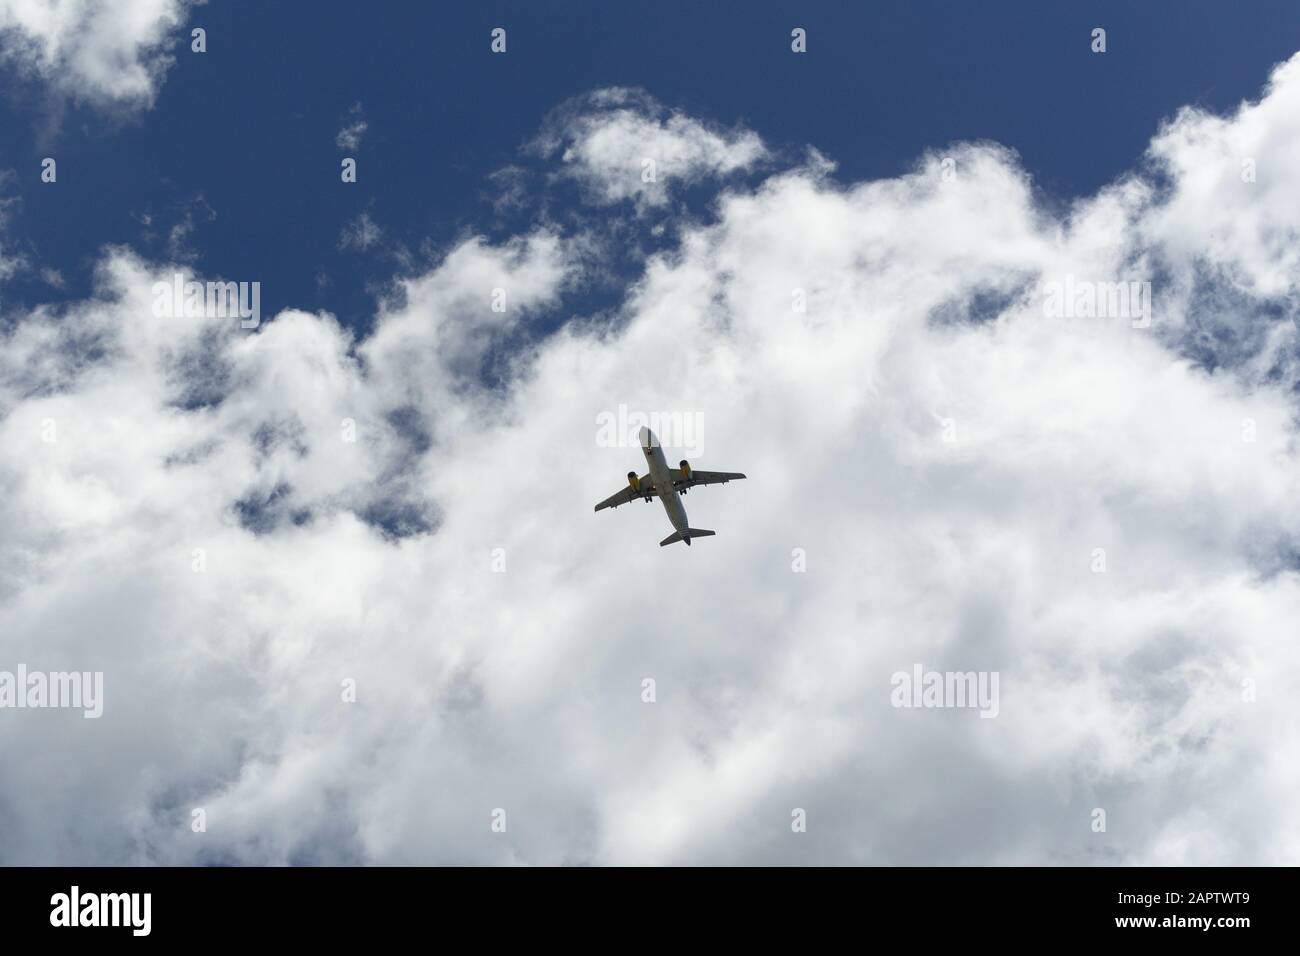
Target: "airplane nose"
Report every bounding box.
[639,427,657,450]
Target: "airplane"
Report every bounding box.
[594,427,746,546]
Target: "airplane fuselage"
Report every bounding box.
[642,430,689,535]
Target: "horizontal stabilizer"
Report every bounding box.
[659,528,716,547]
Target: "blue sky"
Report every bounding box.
[5,0,1300,326]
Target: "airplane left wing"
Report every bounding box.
[594,476,656,512]
[670,469,747,489]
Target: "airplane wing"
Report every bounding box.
[594,474,656,512]
[670,469,747,490]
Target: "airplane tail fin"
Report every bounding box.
[660,528,716,547]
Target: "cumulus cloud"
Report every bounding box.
[1142,54,1300,300]
[0,0,192,107]
[3,64,1300,865]
[534,87,767,210]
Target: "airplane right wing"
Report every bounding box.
[594,475,656,512]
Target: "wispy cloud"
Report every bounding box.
[336,102,368,151]
[337,210,383,252]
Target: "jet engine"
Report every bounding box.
[679,460,692,479]
[627,471,640,492]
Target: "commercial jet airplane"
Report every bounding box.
[594,427,746,546]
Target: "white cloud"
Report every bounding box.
[0,174,25,281]
[1142,54,1300,300]
[0,0,192,107]
[337,211,382,252]
[3,62,1300,865]
[166,194,215,261]
[336,102,367,151]
[535,88,767,210]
